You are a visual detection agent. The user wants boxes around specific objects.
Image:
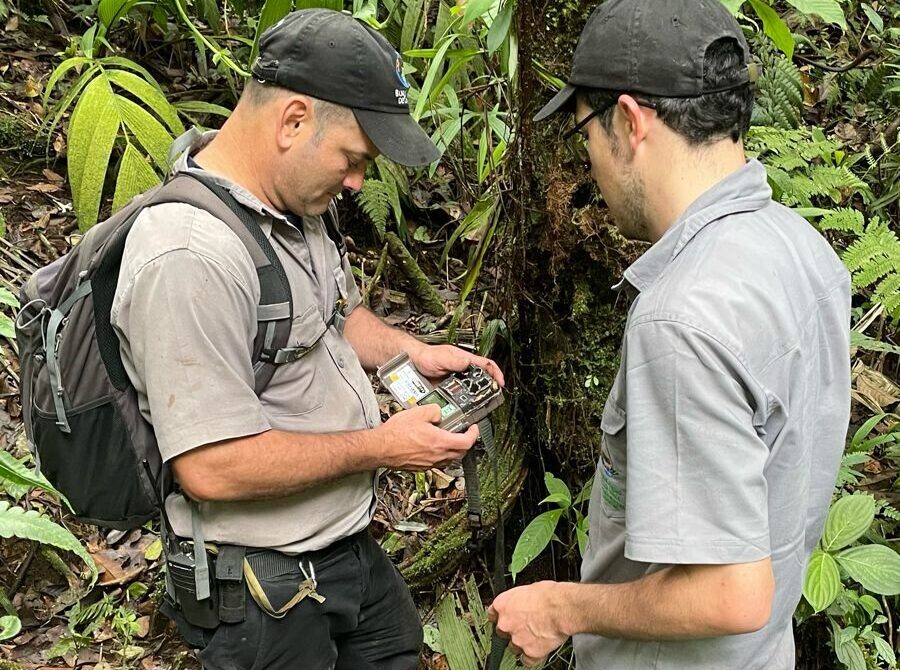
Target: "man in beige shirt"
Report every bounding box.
[112,10,503,669]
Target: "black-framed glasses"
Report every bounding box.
[563,93,659,141]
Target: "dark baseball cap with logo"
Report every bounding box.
[535,0,757,122]
[252,9,440,166]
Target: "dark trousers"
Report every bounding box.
[164,531,423,670]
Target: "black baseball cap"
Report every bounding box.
[252,9,440,166]
[535,0,756,122]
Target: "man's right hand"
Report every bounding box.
[376,404,479,470]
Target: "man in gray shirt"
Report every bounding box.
[112,10,503,670]
[488,1,850,668]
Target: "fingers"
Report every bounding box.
[406,403,442,424]
[487,605,498,623]
[471,354,506,387]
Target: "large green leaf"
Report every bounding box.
[174,100,232,119]
[0,501,97,586]
[487,1,514,54]
[836,545,900,595]
[106,69,184,135]
[43,56,92,105]
[0,314,13,340]
[784,0,846,29]
[437,594,479,670]
[68,75,120,231]
[0,451,72,511]
[509,508,563,581]
[116,96,174,171]
[250,0,293,66]
[803,550,841,612]
[0,616,21,642]
[462,0,493,24]
[0,287,17,308]
[720,0,745,13]
[542,473,571,508]
[821,494,875,552]
[834,631,867,670]
[113,144,160,212]
[413,34,460,120]
[747,0,795,59]
[97,0,139,28]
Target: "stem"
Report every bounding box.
[363,243,389,307]
[172,0,249,78]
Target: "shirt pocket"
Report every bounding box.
[262,305,327,417]
[598,400,627,519]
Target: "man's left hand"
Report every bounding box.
[410,344,505,387]
[487,582,570,667]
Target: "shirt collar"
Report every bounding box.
[615,159,772,293]
[170,128,297,237]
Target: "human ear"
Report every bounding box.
[277,96,313,149]
[617,94,651,156]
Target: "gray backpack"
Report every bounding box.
[15,172,342,529]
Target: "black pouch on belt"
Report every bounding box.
[167,548,220,629]
[215,545,246,624]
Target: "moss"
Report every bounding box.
[0,113,36,155]
[400,420,526,588]
[0,661,26,670]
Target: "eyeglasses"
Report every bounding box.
[563,94,659,141]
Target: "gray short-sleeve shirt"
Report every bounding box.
[575,161,851,669]
[111,132,381,553]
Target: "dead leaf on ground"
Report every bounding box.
[4,15,19,31]
[852,360,900,410]
[42,169,64,183]
[26,183,59,194]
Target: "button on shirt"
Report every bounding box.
[111,131,381,554]
[575,161,851,669]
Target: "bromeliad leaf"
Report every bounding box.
[116,96,172,171]
[835,544,900,595]
[509,509,563,581]
[821,494,875,552]
[113,144,160,212]
[68,75,120,231]
[107,69,184,134]
[0,501,97,586]
[803,550,841,612]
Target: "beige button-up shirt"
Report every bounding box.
[112,132,381,553]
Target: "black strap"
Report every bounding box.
[152,173,295,394]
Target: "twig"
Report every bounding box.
[9,542,36,598]
[794,49,875,73]
[363,243,389,308]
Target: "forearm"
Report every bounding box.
[173,427,384,502]
[557,561,773,639]
[343,306,424,370]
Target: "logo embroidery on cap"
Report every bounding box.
[394,56,410,105]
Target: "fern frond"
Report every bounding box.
[752,53,804,130]
[819,208,865,235]
[356,179,392,239]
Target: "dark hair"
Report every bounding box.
[580,38,754,145]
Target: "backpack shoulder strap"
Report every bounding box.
[150,173,294,395]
